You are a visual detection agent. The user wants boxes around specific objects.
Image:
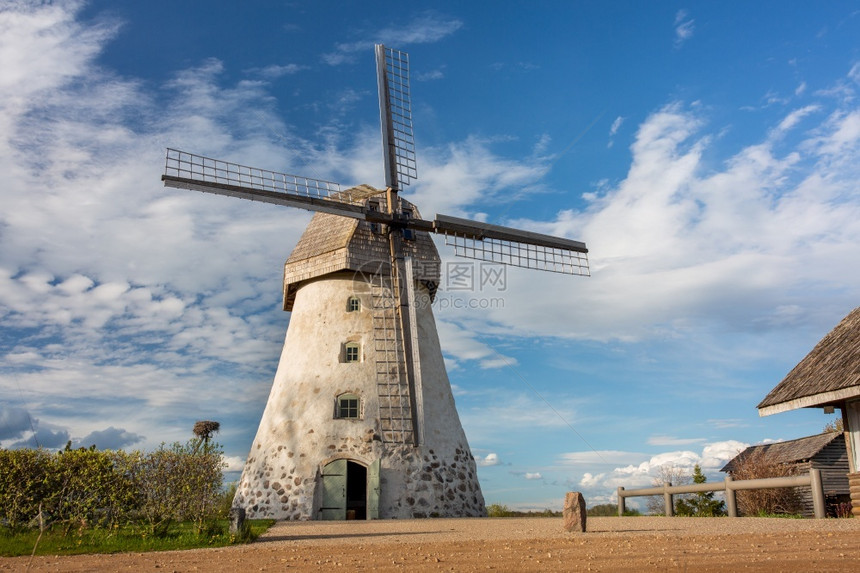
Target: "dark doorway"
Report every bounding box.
[346,461,367,520]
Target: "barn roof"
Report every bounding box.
[281,185,441,311]
[720,432,843,472]
[757,307,860,416]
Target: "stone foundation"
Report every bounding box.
[233,437,485,520]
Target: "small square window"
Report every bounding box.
[347,297,361,312]
[338,396,359,419]
[345,343,360,363]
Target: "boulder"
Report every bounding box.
[563,491,586,533]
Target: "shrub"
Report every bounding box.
[0,448,54,530]
[52,447,137,532]
[0,440,225,535]
[130,441,225,534]
[486,504,514,517]
[728,448,802,516]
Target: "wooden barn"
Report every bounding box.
[757,306,860,516]
[720,432,850,517]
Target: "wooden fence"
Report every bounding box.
[617,468,825,518]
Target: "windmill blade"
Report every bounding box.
[432,214,590,276]
[161,148,368,218]
[376,45,417,191]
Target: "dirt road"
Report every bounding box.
[3,516,859,571]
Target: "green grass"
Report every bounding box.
[0,519,275,557]
[753,511,804,519]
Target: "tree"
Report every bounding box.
[486,503,513,517]
[675,464,726,517]
[646,464,691,516]
[823,417,844,433]
[587,503,618,516]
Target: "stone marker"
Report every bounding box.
[563,491,586,533]
[229,507,246,535]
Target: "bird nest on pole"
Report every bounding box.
[193,420,220,441]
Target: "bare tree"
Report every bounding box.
[823,417,844,433]
[645,464,691,515]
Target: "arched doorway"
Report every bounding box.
[320,459,380,520]
[346,462,367,519]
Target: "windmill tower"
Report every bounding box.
[161,46,589,520]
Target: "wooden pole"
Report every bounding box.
[724,475,738,517]
[810,468,825,519]
[664,482,674,517]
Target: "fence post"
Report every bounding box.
[664,481,674,517]
[724,475,737,517]
[617,487,626,516]
[810,468,825,519]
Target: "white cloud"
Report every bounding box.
[323,13,463,65]
[405,135,551,218]
[222,455,247,473]
[707,418,749,429]
[674,10,695,47]
[477,452,502,466]
[774,105,820,134]
[609,116,624,137]
[848,62,860,85]
[559,450,646,466]
[435,319,518,370]
[607,116,624,148]
[448,95,860,347]
[524,472,542,480]
[0,2,119,109]
[460,391,590,445]
[570,440,750,493]
[416,68,445,81]
[250,63,306,79]
[700,440,748,468]
[579,472,601,488]
[647,435,707,447]
[807,109,860,156]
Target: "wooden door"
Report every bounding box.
[320,459,347,520]
[368,459,380,519]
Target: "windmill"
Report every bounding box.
[161,45,589,520]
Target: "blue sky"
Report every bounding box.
[1,1,859,510]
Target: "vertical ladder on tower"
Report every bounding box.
[370,265,414,444]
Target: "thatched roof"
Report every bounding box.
[758,307,860,416]
[720,432,842,472]
[281,185,441,311]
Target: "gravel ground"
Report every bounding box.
[3,516,859,572]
